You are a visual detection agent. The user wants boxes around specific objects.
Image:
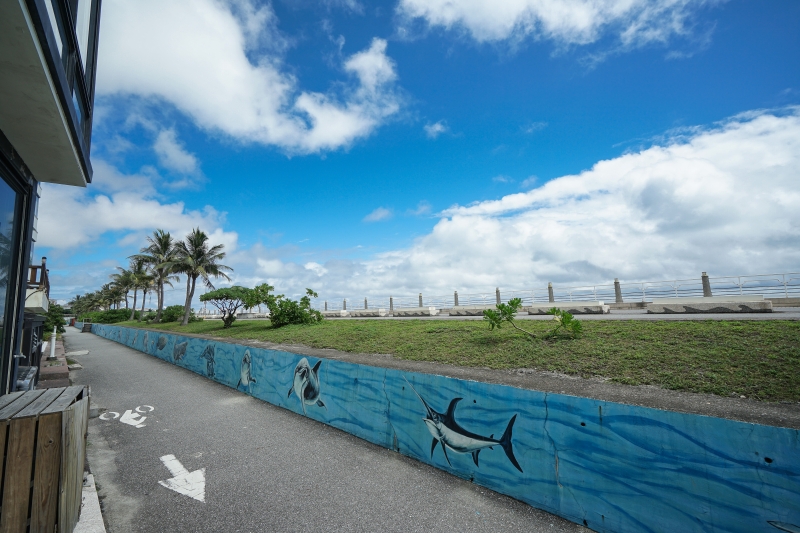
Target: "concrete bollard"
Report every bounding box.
[454,291,459,306]
[48,326,57,361]
[614,278,623,303]
[548,283,554,303]
[364,297,368,310]
[324,301,327,311]
[496,287,501,305]
[343,299,347,311]
[419,293,423,307]
[702,272,712,297]
[390,297,393,312]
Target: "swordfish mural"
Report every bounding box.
[88,323,800,533]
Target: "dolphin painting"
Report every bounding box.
[237,349,256,390]
[157,336,167,350]
[133,331,139,347]
[200,344,216,378]
[404,377,523,473]
[173,341,188,361]
[143,332,149,351]
[288,358,325,415]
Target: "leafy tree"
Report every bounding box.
[164,228,232,326]
[109,268,133,308]
[44,303,67,334]
[266,289,323,328]
[545,308,582,339]
[200,286,254,328]
[130,229,178,323]
[483,298,537,339]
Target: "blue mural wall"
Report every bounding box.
[90,324,799,533]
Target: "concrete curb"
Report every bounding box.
[74,474,106,533]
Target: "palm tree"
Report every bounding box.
[165,228,232,325]
[131,229,178,323]
[110,268,134,309]
[125,258,149,321]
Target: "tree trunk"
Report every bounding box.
[141,288,147,318]
[155,280,164,323]
[182,275,196,325]
[130,289,138,321]
[124,291,129,309]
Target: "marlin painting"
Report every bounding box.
[238,349,256,390]
[770,522,800,533]
[288,358,325,415]
[200,344,216,378]
[157,336,167,350]
[404,378,523,473]
[173,341,188,362]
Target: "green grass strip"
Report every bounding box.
[113,318,800,403]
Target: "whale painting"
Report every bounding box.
[288,357,325,415]
[404,377,522,473]
[238,349,256,390]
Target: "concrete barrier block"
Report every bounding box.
[350,309,390,318]
[449,306,495,316]
[322,310,350,318]
[528,302,610,315]
[647,301,773,314]
[392,307,439,317]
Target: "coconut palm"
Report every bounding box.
[126,258,149,321]
[165,228,232,325]
[110,268,134,309]
[130,229,178,323]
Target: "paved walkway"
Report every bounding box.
[64,328,587,533]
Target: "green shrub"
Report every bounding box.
[267,289,323,328]
[79,309,139,324]
[160,304,200,323]
[44,304,67,334]
[200,286,251,328]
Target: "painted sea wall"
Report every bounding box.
[89,324,799,533]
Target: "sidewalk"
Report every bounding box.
[38,335,70,388]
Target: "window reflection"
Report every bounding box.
[0,179,18,349]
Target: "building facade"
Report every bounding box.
[0,0,102,395]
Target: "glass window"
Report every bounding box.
[44,0,64,57]
[75,0,94,71]
[0,178,19,355]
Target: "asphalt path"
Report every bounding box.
[64,328,586,533]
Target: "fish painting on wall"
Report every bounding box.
[200,344,216,378]
[157,336,167,350]
[404,377,523,473]
[173,341,188,362]
[238,349,256,391]
[288,357,325,415]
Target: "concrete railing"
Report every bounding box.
[315,271,800,312]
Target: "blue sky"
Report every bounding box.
[38,0,800,307]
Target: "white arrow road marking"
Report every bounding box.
[120,410,147,428]
[158,455,205,502]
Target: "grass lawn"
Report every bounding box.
[112,318,800,402]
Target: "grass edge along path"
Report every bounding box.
[110,318,800,403]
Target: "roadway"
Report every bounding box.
[64,328,586,533]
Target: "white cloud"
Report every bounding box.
[424,120,448,138]
[398,0,719,50]
[363,207,393,222]
[492,175,514,183]
[519,175,538,188]
[215,108,800,299]
[153,129,199,174]
[97,0,400,153]
[408,201,432,216]
[37,160,238,251]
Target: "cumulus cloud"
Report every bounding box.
[398,0,720,50]
[363,207,393,222]
[37,160,238,251]
[424,120,448,138]
[97,0,400,153]
[217,108,800,299]
[153,129,199,174]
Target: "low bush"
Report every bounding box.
[267,289,323,328]
[160,304,201,323]
[44,303,67,333]
[79,309,139,324]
